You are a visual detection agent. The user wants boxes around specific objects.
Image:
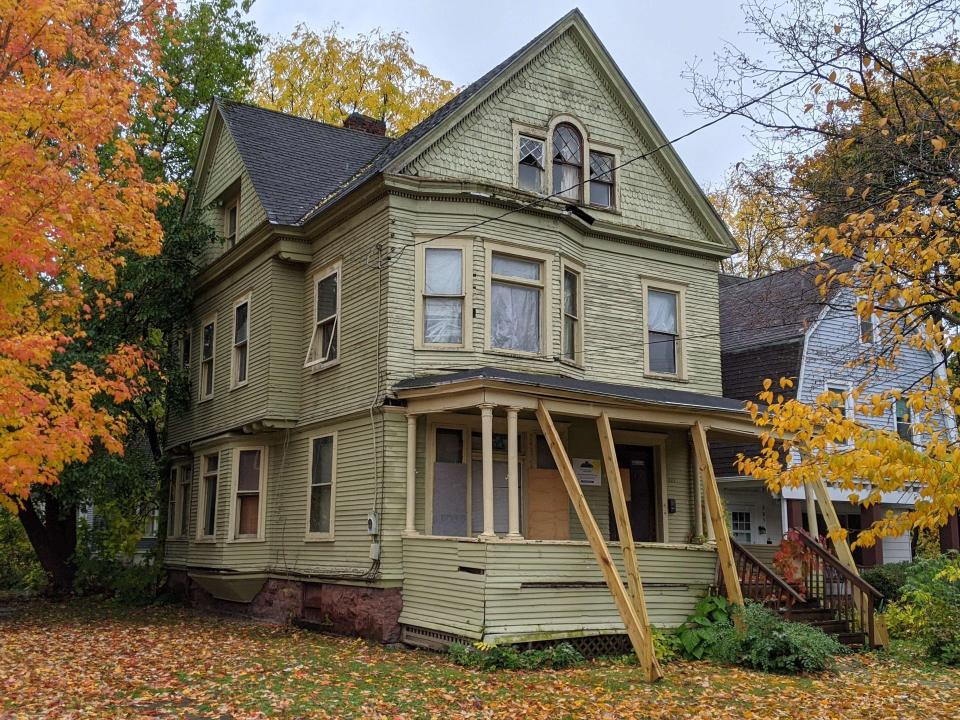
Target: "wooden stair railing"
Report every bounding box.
[720,538,805,616]
[793,529,884,648]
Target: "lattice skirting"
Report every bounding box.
[401,625,632,658]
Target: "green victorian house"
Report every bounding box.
[165,9,761,649]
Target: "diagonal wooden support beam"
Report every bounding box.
[691,421,745,622]
[536,402,663,682]
[808,475,858,574]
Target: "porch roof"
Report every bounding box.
[393,367,747,415]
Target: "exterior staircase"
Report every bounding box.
[723,532,883,648]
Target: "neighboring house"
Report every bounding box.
[712,259,956,568]
[164,10,762,649]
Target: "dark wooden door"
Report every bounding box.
[609,445,657,542]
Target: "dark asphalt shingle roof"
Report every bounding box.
[719,257,853,352]
[393,367,747,415]
[217,99,393,225]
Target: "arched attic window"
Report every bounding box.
[552,123,583,201]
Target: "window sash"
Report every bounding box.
[180,331,191,370]
[233,301,249,385]
[178,471,190,538]
[859,316,875,343]
[201,453,218,537]
[225,201,238,246]
[201,320,215,398]
[308,436,334,535]
[589,152,614,207]
[235,449,262,538]
[308,268,340,366]
[489,253,544,354]
[895,399,913,441]
[167,468,178,537]
[562,269,580,362]
[552,124,583,201]
[423,248,465,345]
[518,135,545,193]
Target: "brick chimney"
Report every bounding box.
[342,112,387,136]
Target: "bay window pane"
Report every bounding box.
[648,290,678,334]
[649,331,677,374]
[563,270,578,316]
[237,495,259,535]
[203,476,217,536]
[424,297,463,344]
[563,316,576,360]
[234,303,248,343]
[492,253,540,281]
[491,281,540,353]
[424,248,462,295]
[237,450,260,492]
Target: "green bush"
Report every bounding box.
[448,641,585,671]
[0,510,44,592]
[709,604,844,674]
[885,553,960,664]
[674,594,732,660]
[653,627,682,664]
[861,562,911,603]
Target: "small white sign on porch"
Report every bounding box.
[572,458,602,486]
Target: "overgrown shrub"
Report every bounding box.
[710,604,844,674]
[448,641,585,670]
[674,594,732,660]
[653,628,682,663]
[885,553,960,664]
[861,562,911,603]
[0,511,45,593]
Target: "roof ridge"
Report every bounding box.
[215,96,395,143]
[720,255,850,291]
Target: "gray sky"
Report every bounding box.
[248,0,764,189]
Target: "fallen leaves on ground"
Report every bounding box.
[1,601,958,719]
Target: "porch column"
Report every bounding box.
[405,413,418,534]
[860,504,883,566]
[805,483,820,538]
[479,403,496,538]
[506,406,522,538]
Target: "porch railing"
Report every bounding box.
[723,537,805,615]
[793,529,883,648]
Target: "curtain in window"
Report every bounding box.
[491,281,540,353]
[424,248,463,344]
[648,289,678,374]
[552,124,582,200]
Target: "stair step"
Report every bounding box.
[835,631,868,647]
[783,609,835,622]
[806,619,850,634]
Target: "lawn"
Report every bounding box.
[1,601,958,719]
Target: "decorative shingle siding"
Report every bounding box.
[404,33,714,246]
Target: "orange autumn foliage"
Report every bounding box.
[0,0,173,500]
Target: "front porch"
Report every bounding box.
[393,368,759,649]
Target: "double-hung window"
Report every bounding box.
[306,262,340,367]
[232,295,250,387]
[199,453,219,539]
[200,315,216,400]
[895,398,913,442]
[306,435,336,538]
[589,151,615,208]
[233,448,265,540]
[167,462,191,538]
[859,313,876,344]
[224,197,238,248]
[423,247,465,345]
[518,135,545,193]
[644,283,683,377]
[489,251,545,354]
[179,330,191,371]
[561,264,583,364]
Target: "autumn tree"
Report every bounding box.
[710,162,810,278]
[691,0,960,549]
[252,23,456,135]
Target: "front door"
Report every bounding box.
[609,445,658,542]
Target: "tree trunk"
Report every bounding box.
[17,492,78,594]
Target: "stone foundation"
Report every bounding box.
[165,570,402,643]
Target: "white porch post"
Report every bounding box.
[405,413,418,534]
[805,482,820,538]
[479,403,496,538]
[506,406,521,538]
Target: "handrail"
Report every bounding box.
[793,529,882,647]
[730,537,805,604]
[793,530,883,601]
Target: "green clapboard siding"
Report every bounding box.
[399,536,717,642]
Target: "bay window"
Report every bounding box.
[232,295,249,387]
[423,247,465,345]
[561,263,583,364]
[489,250,545,354]
[199,452,219,539]
[233,448,265,540]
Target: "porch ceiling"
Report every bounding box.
[393,367,761,436]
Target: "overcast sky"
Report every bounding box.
[248,0,765,189]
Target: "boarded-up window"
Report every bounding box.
[235,449,262,538]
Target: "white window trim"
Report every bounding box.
[167,461,192,539]
[230,292,251,390]
[305,260,342,371]
[224,195,239,248]
[414,238,473,350]
[641,278,687,381]
[228,446,267,543]
[893,396,914,443]
[304,432,337,541]
[512,121,547,194]
[198,313,217,402]
[483,241,553,359]
[587,141,621,211]
[560,258,585,367]
[196,451,220,541]
[858,310,878,346]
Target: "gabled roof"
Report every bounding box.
[719,256,854,353]
[213,99,393,225]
